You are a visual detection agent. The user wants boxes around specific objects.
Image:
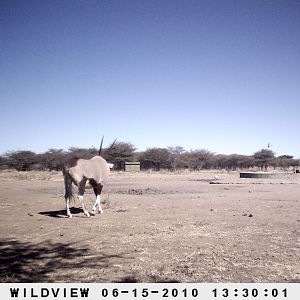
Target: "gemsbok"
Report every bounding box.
[62,138,115,218]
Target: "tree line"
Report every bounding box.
[0,141,299,172]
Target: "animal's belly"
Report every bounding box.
[85,181,93,189]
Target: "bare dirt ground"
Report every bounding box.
[0,170,299,283]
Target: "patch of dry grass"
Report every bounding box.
[0,170,62,181]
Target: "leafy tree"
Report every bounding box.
[4,151,37,171]
[104,142,136,169]
[188,149,214,170]
[67,147,97,160]
[238,155,256,169]
[225,154,254,170]
[211,154,228,170]
[0,155,8,170]
[210,154,255,170]
[168,146,186,170]
[224,154,240,171]
[139,148,171,170]
[277,155,295,170]
[39,149,67,171]
[182,149,214,170]
[253,149,275,170]
[293,159,300,170]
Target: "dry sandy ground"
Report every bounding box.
[0,170,299,283]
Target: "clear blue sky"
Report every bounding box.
[1,0,300,158]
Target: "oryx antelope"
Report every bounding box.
[62,138,115,218]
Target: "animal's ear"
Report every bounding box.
[99,136,104,156]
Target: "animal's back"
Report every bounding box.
[77,156,110,184]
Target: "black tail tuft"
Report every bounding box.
[62,166,73,201]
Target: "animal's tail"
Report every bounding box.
[62,166,73,201]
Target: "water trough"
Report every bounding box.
[240,172,274,178]
[240,171,297,178]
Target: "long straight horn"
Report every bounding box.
[99,136,104,156]
[107,138,117,154]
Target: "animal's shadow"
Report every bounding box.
[39,207,84,218]
[0,238,133,282]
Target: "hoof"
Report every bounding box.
[68,214,73,218]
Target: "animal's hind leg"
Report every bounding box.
[78,178,90,217]
[92,184,103,214]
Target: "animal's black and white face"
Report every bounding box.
[108,163,114,169]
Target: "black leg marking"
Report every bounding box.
[93,183,103,196]
[88,178,97,188]
[78,178,87,195]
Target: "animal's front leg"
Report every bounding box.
[92,195,103,214]
[92,184,104,215]
[78,195,90,217]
